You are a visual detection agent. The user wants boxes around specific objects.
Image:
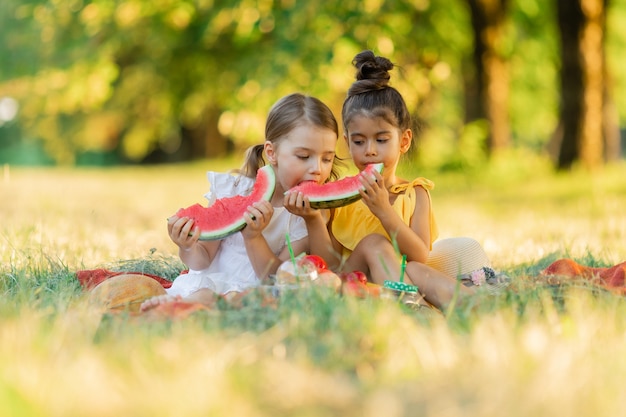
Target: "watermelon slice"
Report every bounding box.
[286,163,384,209]
[175,165,276,240]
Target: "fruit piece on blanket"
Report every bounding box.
[75,268,174,290]
[89,274,167,313]
[540,258,626,294]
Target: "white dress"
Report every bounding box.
[166,171,308,297]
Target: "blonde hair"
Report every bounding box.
[238,93,343,180]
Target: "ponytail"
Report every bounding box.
[236,143,265,178]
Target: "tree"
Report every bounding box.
[0,0,475,165]
[2,0,624,167]
[554,0,619,169]
[0,0,294,163]
[465,0,512,154]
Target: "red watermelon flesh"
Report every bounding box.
[286,163,384,209]
[175,165,276,240]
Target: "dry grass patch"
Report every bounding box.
[2,158,626,416]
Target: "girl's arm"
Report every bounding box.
[240,200,285,280]
[168,216,221,270]
[242,234,283,279]
[178,241,220,270]
[284,192,344,270]
[390,186,432,263]
[359,172,431,263]
[303,209,345,270]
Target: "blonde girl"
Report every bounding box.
[141,93,340,310]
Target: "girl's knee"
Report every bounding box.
[354,233,393,253]
[359,233,389,245]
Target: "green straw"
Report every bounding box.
[285,233,297,271]
[399,254,407,283]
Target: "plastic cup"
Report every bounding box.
[275,259,317,286]
[381,280,421,306]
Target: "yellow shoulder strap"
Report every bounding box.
[389,177,435,194]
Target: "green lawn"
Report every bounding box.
[2,156,626,416]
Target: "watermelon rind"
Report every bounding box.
[177,165,276,241]
[287,163,384,209]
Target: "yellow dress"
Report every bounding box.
[331,177,439,254]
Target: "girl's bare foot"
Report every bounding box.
[140,294,182,311]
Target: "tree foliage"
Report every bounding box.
[0,0,624,168]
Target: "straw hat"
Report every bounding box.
[426,237,492,278]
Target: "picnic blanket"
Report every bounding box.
[76,257,626,319]
[76,268,174,290]
[76,268,213,319]
[539,258,626,294]
[76,268,278,319]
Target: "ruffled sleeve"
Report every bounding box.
[389,177,435,194]
[203,171,255,206]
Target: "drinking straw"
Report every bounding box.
[399,254,407,283]
[286,233,297,271]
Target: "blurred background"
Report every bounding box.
[1,0,624,171]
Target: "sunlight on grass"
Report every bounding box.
[2,290,626,416]
[422,159,626,267]
[2,158,626,416]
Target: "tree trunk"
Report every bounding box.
[556,0,608,170]
[466,0,511,154]
[602,0,621,161]
[182,105,229,160]
[144,105,230,163]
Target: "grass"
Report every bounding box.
[2,156,626,416]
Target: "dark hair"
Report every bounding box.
[342,50,412,134]
[239,93,342,180]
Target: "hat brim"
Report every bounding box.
[426,237,491,278]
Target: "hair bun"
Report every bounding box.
[354,50,393,82]
[342,51,412,133]
[347,50,393,96]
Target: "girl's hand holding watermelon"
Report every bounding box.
[240,201,274,239]
[166,214,219,272]
[357,169,395,221]
[167,215,200,251]
[283,180,334,252]
[283,189,325,221]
